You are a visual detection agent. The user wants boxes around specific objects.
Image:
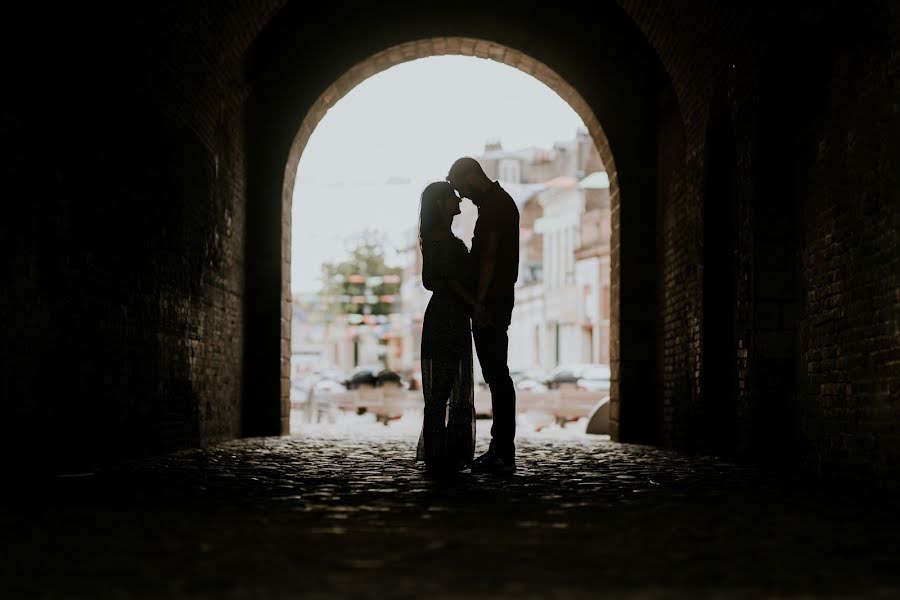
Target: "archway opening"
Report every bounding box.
[284,44,620,439]
[244,7,672,445]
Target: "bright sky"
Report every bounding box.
[292,55,586,293]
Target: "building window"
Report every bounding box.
[499,159,521,184]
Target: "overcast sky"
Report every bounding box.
[292,55,586,293]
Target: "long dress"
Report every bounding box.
[416,237,476,469]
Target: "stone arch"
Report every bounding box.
[282,39,617,199]
[244,3,679,443]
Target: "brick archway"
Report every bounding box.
[245,4,671,444]
[278,39,622,437]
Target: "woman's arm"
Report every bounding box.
[421,242,441,291]
[447,279,477,309]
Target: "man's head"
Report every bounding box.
[447,157,492,203]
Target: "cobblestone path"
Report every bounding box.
[4,423,900,599]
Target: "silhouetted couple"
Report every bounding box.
[416,158,519,476]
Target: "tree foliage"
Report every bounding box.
[319,230,402,317]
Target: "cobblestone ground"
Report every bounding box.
[3,417,900,599]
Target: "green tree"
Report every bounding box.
[319,230,403,317]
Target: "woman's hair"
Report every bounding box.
[418,181,455,247]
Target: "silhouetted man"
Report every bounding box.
[447,157,519,474]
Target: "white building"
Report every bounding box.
[574,171,612,365]
[532,177,584,368]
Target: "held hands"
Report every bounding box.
[473,303,494,329]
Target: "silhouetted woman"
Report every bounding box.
[416,181,477,474]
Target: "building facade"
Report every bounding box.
[485,131,611,372]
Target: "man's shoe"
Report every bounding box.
[472,454,516,474]
[472,448,495,467]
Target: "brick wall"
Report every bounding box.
[776,2,900,485]
[0,5,278,471]
[623,0,900,489]
[620,1,753,454]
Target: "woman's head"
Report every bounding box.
[418,181,461,244]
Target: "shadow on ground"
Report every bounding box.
[3,425,899,599]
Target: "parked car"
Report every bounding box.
[547,363,609,389]
[577,365,611,393]
[546,364,584,389]
[344,364,382,389]
[312,378,347,394]
[375,369,404,387]
[516,377,549,392]
[511,367,549,385]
